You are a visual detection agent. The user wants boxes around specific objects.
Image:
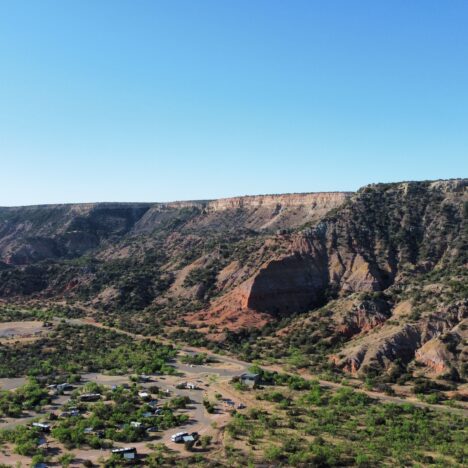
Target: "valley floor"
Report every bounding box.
[0,313,466,467]
[61,315,468,418]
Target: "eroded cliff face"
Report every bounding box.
[336,298,392,338]
[222,178,466,316]
[0,180,466,380]
[0,192,351,265]
[332,300,467,377]
[187,179,467,379]
[0,203,153,265]
[246,254,328,314]
[134,192,352,234]
[207,192,351,210]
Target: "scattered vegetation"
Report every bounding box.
[0,323,177,377]
[0,379,51,418]
[180,352,217,365]
[227,374,468,466]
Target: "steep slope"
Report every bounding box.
[0,180,466,383]
[0,192,350,301]
[201,179,466,381]
[191,179,465,324]
[0,203,153,265]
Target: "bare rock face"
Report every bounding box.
[415,338,454,375]
[0,203,153,265]
[216,179,466,321]
[336,299,391,338]
[132,192,352,235]
[333,324,423,375]
[334,300,467,377]
[337,254,383,292]
[185,281,271,332]
[415,310,467,377]
[205,192,352,232]
[0,179,466,381]
[206,192,351,211]
[246,254,329,314]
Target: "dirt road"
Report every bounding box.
[59,316,468,418]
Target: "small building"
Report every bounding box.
[48,383,72,394]
[84,428,105,438]
[111,447,137,460]
[32,422,51,433]
[239,373,260,388]
[130,421,143,428]
[171,431,198,443]
[61,409,80,417]
[177,381,198,390]
[57,383,73,392]
[138,391,150,400]
[80,393,101,402]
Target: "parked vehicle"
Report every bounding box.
[171,431,199,443]
[171,431,188,443]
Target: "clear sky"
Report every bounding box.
[0,1,467,205]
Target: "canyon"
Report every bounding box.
[0,179,466,384]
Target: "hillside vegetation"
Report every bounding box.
[0,179,466,387]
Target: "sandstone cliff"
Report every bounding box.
[0,179,466,382]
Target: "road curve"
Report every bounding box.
[56,316,467,417]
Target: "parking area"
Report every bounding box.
[0,349,251,465]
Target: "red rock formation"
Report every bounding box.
[415,339,453,374]
[336,299,391,338]
[334,300,467,376]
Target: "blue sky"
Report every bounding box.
[0,1,467,205]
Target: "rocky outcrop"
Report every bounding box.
[334,300,467,376]
[131,192,352,234]
[336,299,391,338]
[0,179,466,381]
[415,338,454,375]
[213,178,466,317]
[206,192,351,211]
[0,203,153,265]
[246,254,329,314]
